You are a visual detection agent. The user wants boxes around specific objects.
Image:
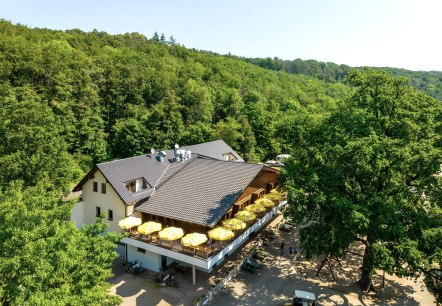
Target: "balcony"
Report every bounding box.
[121,198,287,272]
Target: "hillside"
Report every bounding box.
[0,20,350,189]
[3,19,441,191]
[242,57,442,101]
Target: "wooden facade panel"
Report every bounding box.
[234,171,278,203]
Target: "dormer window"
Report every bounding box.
[222,152,236,161]
[125,178,149,193]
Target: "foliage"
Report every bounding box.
[242,56,442,101]
[282,68,442,290]
[0,18,441,301]
[0,86,82,193]
[0,181,122,305]
[0,19,348,163]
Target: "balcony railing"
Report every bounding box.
[126,198,287,263]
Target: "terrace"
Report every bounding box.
[120,189,286,284]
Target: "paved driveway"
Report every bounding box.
[109,257,212,305]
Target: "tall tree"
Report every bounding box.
[212,117,244,153]
[0,86,81,193]
[282,69,442,291]
[111,118,147,158]
[151,31,160,42]
[144,91,184,149]
[0,182,122,305]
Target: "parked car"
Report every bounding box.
[279,223,294,232]
[241,259,262,274]
[293,290,317,306]
[276,154,291,162]
[264,160,278,167]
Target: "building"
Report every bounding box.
[71,140,283,284]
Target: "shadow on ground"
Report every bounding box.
[109,214,433,306]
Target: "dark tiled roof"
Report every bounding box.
[182,140,244,162]
[97,154,195,205]
[136,158,263,227]
[98,155,164,204]
[73,140,243,205]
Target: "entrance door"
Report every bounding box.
[161,255,167,269]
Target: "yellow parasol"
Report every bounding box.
[118,216,142,230]
[181,233,208,248]
[207,227,234,241]
[245,204,266,213]
[264,189,285,201]
[138,221,162,235]
[222,218,246,230]
[255,198,275,207]
[235,210,257,222]
[158,227,185,248]
[158,227,184,241]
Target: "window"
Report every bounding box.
[96,206,101,217]
[125,178,149,193]
[101,182,106,194]
[93,181,98,192]
[108,209,113,221]
[137,247,146,254]
[222,152,236,161]
[126,180,136,193]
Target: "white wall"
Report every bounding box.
[127,244,161,272]
[82,170,126,233]
[71,200,85,228]
[116,243,126,259]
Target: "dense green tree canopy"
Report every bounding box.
[0,86,82,193]
[242,57,442,101]
[282,69,442,291]
[0,19,349,169]
[0,182,122,305]
[1,19,441,302]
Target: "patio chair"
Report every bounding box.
[171,243,183,252]
[150,236,158,244]
[183,246,195,255]
[130,231,140,239]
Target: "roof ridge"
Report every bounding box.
[153,162,171,189]
[97,154,153,166]
[155,154,200,190]
[182,139,223,147]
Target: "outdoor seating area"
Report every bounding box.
[120,188,286,261]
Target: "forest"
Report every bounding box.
[243,56,442,101]
[0,20,440,304]
[0,19,352,188]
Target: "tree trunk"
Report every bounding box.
[358,242,374,292]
